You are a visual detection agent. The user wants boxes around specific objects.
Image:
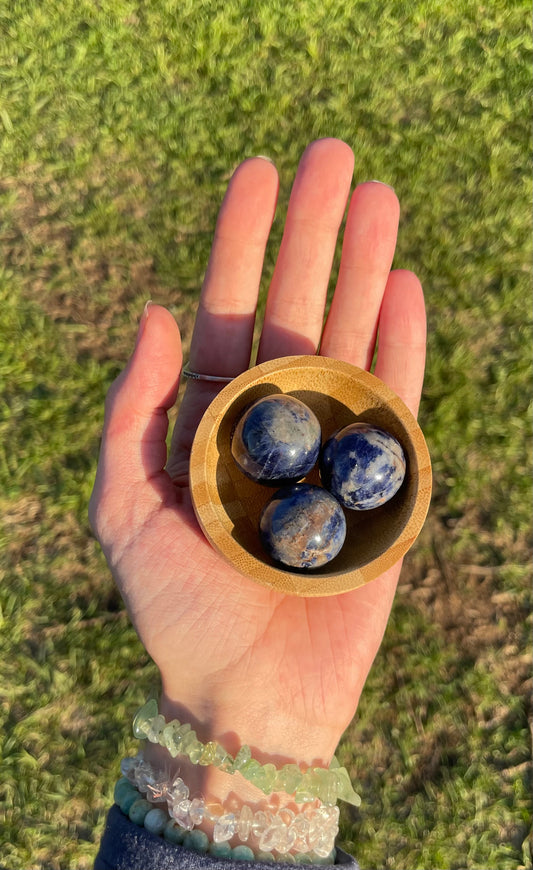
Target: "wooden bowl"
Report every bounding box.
[190,355,432,597]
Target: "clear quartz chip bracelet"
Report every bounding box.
[132,699,361,807]
[118,752,340,861]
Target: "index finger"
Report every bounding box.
[188,156,279,378]
[166,157,279,481]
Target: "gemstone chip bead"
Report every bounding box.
[291,815,310,853]
[237,804,254,841]
[232,745,252,772]
[172,798,194,830]
[213,812,237,843]
[161,722,180,756]
[134,760,157,793]
[167,776,189,805]
[146,713,166,743]
[132,699,158,738]
[275,764,302,795]
[251,810,269,838]
[258,822,281,853]
[332,767,361,806]
[189,798,206,826]
[120,755,139,782]
[145,776,172,803]
[199,741,219,766]
[212,743,233,771]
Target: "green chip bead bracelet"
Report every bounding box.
[132,700,361,807]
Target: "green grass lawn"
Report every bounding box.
[1,1,531,867]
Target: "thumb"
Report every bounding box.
[89,303,182,542]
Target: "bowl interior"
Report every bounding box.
[190,356,432,596]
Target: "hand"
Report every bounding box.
[89,139,426,802]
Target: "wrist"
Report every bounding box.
[122,698,360,862]
[135,696,360,809]
[158,684,339,771]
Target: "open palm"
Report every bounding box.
[89,139,426,769]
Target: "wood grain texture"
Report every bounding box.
[190,356,432,597]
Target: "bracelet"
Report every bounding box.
[117,753,338,862]
[132,700,360,807]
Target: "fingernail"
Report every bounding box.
[255,154,276,164]
[136,300,152,346]
[366,180,396,192]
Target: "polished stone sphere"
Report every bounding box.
[231,394,321,485]
[320,422,406,510]
[259,483,347,569]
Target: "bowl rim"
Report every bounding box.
[189,355,432,597]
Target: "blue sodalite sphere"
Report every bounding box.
[231,394,321,485]
[259,483,346,569]
[320,422,406,510]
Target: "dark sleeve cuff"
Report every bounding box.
[94,804,360,870]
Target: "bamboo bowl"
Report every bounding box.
[189,355,432,597]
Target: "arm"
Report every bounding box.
[90,138,426,867]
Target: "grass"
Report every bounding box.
[1,1,531,867]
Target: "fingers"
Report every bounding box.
[257,139,355,361]
[89,304,182,541]
[374,269,427,417]
[320,181,400,368]
[317,180,425,417]
[165,144,425,493]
